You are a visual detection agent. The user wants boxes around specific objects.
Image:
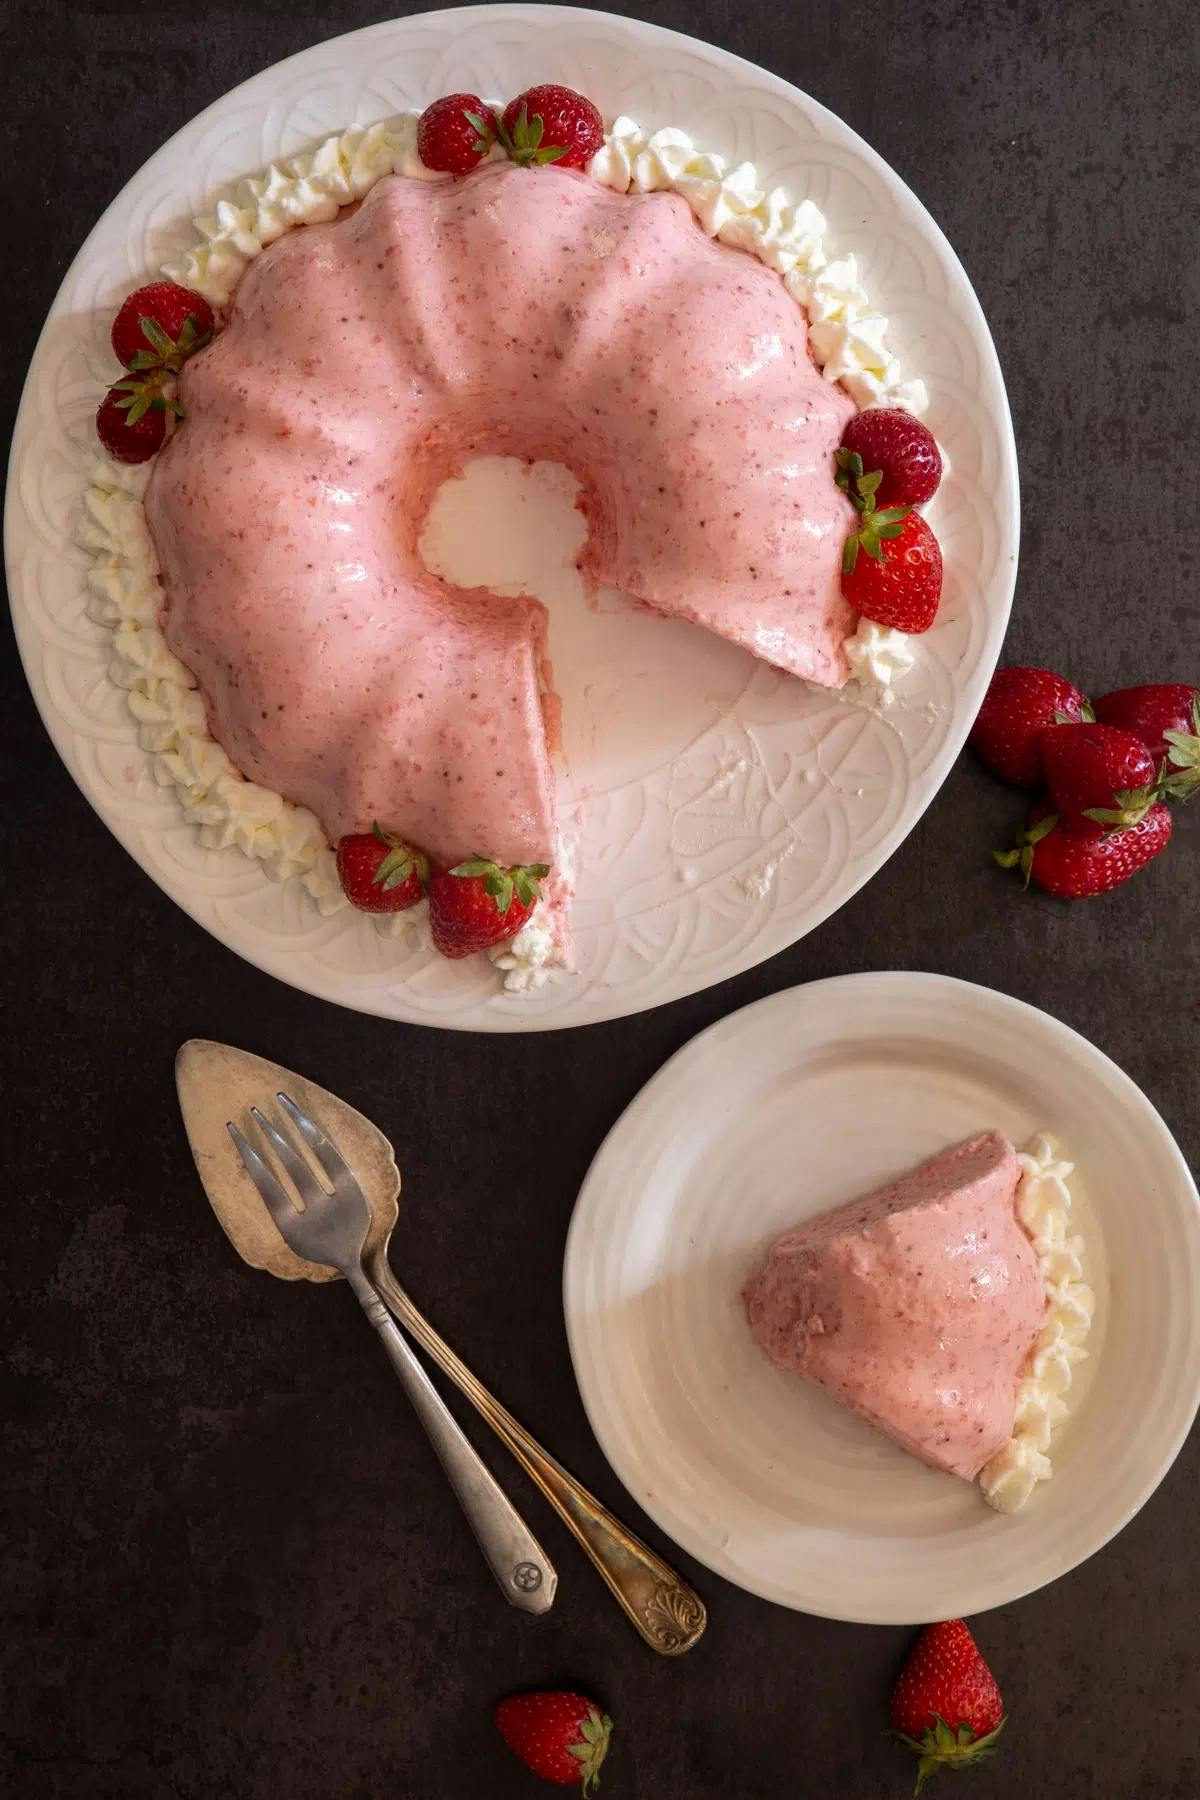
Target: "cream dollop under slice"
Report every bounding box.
[980,1134,1095,1513]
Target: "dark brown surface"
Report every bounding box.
[3,3,1198,1796]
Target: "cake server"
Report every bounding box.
[176,1040,707,1655]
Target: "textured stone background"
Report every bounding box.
[3,2,1198,1796]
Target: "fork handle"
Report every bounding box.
[370,1259,706,1656]
[346,1270,557,1616]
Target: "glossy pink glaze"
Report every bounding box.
[745,1132,1046,1482]
[146,162,856,867]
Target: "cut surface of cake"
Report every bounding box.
[144,160,856,872]
[744,1132,1046,1481]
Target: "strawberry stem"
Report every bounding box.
[837,449,911,570]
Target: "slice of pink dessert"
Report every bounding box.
[744,1132,1046,1481]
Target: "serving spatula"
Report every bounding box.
[176,1039,707,1655]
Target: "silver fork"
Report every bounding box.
[228,1092,556,1614]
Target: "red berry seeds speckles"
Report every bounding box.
[1038,720,1159,838]
[841,507,943,632]
[111,281,214,373]
[95,382,169,464]
[890,1619,1005,1796]
[499,84,604,170]
[416,93,496,174]
[969,665,1093,787]
[838,407,942,509]
[836,446,943,632]
[997,796,1173,898]
[1094,683,1200,799]
[428,857,549,958]
[335,825,429,913]
[494,1691,613,1792]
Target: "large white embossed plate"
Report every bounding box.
[564,974,1200,1621]
[5,6,1018,1031]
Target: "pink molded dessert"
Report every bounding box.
[145,161,856,870]
[744,1132,1046,1481]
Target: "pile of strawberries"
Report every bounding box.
[336,823,550,958]
[971,669,1198,897]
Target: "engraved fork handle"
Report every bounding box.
[345,1268,557,1615]
[369,1258,706,1655]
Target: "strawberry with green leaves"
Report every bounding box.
[996,796,1173,898]
[498,85,604,169]
[96,379,180,464]
[1038,720,1159,838]
[495,1691,613,1792]
[111,281,214,373]
[416,93,496,173]
[335,824,429,913]
[99,280,213,463]
[839,407,942,508]
[890,1619,1005,1795]
[1094,683,1200,801]
[429,855,549,957]
[837,451,943,632]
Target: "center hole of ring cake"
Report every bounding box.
[418,456,588,606]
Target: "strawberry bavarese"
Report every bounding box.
[81,102,939,986]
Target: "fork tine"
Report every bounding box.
[228,1121,301,1233]
[249,1106,327,1207]
[276,1092,355,1188]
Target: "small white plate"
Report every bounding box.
[563,972,1200,1622]
[6,5,1017,1031]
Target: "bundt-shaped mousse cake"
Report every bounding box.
[145,161,857,870]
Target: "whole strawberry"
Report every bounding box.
[890,1619,1004,1795]
[1094,683,1200,801]
[1039,721,1158,837]
[840,498,943,633]
[969,665,1092,787]
[499,84,604,170]
[416,93,495,174]
[429,856,549,957]
[96,380,172,464]
[111,281,214,373]
[335,824,429,913]
[996,797,1172,897]
[838,408,942,509]
[495,1691,612,1792]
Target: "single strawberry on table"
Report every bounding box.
[498,84,604,170]
[839,469,943,632]
[837,407,942,509]
[1038,720,1158,837]
[416,92,496,173]
[429,855,550,957]
[335,824,429,913]
[890,1618,1005,1794]
[1094,683,1200,801]
[495,1691,613,1792]
[969,665,1092,787]
[995,796,1172,898]
[111,281,214,373]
